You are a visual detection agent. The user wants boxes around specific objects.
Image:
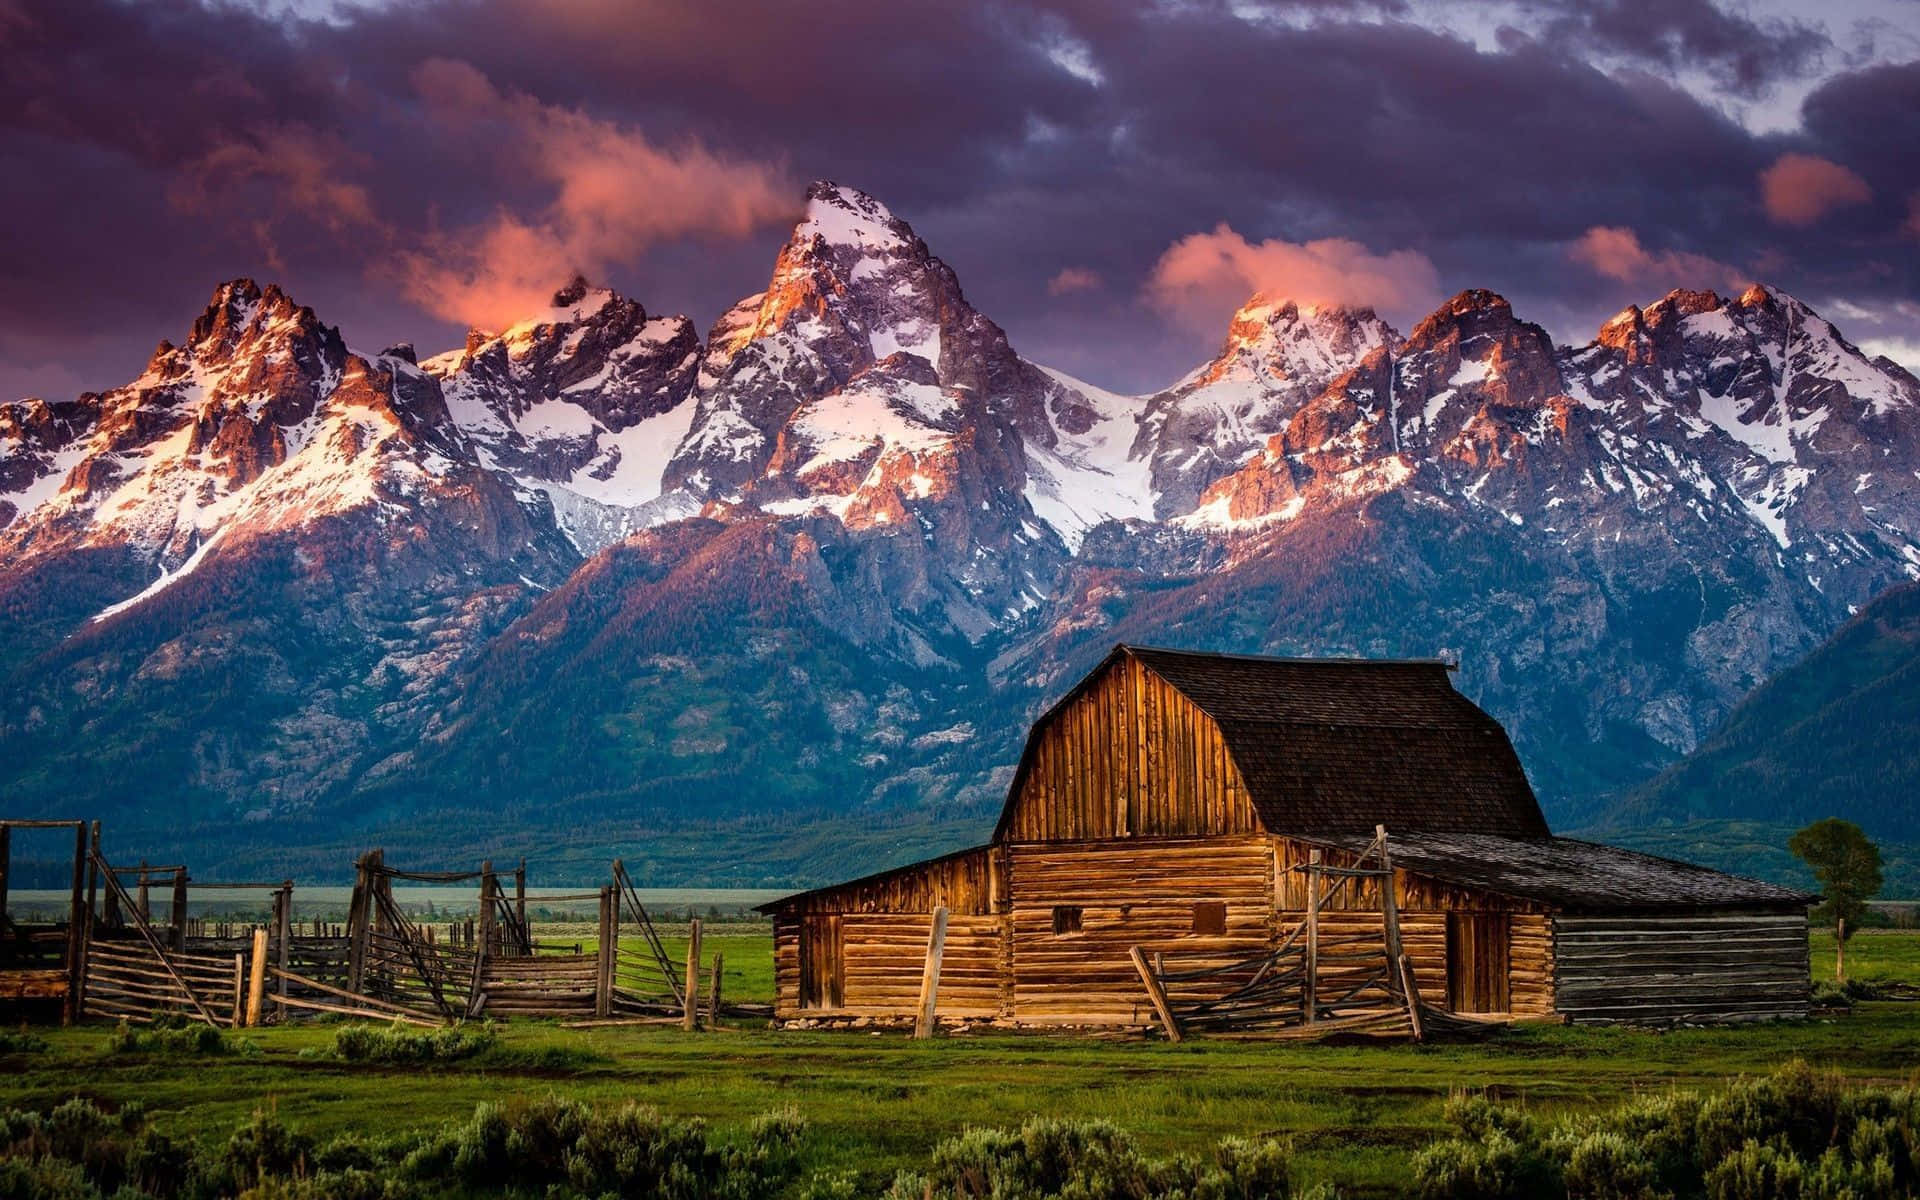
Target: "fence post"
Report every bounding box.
[231,954,245,1028]
[515,859,528,956]
[64,823,86,1024]
[595,886,614,1019]
[346,853,371,995]
[169,868,188,953]
[246,927,269,1027]
[0,826,9,927]
[1374,824,1423,1042]
[914,906,948,1039]
[682,919,702,1031]
[477,862,496,957]
[275,881,293,1020]
[708,954,724,1027]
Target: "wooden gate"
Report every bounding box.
[1132,826,1430,1041]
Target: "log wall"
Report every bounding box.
[1000,657,1261,842]
[1007,836,1273,1024]
[1551,911,1810,1025]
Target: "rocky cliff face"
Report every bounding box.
[4,184,1919,872]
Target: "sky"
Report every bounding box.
[3,0,1918,400]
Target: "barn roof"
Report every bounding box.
[1000,645,1551,838]
[1305,830,1812,912]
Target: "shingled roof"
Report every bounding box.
[1305,831,1812,912]
[1110,645,1551,837]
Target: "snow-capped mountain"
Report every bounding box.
[421,276,701,551]
[4,181,1919,874]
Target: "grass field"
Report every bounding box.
[5,928,1920,1196]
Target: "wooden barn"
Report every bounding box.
[761,646,1812,1033]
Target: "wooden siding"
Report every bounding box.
[1002,656,1261,842]
[1008,837,1273,1023]
[774,848,997,917]
[1552,912,1810,1025]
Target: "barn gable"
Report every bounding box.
[995,645,1549,843]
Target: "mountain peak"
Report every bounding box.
[795,181,914,255]
[184,278,318,360]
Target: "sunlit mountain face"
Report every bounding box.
[2,181,1917,880]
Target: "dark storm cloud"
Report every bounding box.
[1519,0,1831,96]
[0,0,1916,399]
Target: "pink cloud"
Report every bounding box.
[1046,266,1102,296]
[1144,224,1439,333]
[174,126,381,240]
[1759,153,1871,228]
[395,59,798,330]
[1569,226,1748,291]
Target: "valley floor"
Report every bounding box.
[5,927,1920,1197]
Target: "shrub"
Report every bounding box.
[1414,1063,1920,1200]
[882,1116,1316,1200]
[0,1094,803,1200]
[106,1019,252,1057]
[0,1029,48,1054]
[397,1094,804,1199]
[332,1021,497,1064]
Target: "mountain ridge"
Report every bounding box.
[2,180,1917,882]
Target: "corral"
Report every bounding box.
[760,646,1814,1035]
[0,824,742,1030]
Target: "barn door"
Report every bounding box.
[1446,912,1511,1013]
[799,915,843,1010]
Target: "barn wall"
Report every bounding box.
[768,848,1005,1020]
[1552,911,1810,1025]
[1007,836,1274,1024]
[772,913,800,1015]
[1001,657,1262,842]
[834,913,1004,1018]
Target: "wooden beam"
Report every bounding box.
[1129,946,1182,1043]
[707,954,724,1028]
[231,954,244,1028]
[245,927,268,1027]
[913,906,949,1039]
[1305,849,1321,1026]
[683,919,702,1032]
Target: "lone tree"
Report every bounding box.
[1789,818,1883,983]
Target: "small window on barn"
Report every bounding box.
[1052,905,1083,936]
[1191,902,1227,935]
